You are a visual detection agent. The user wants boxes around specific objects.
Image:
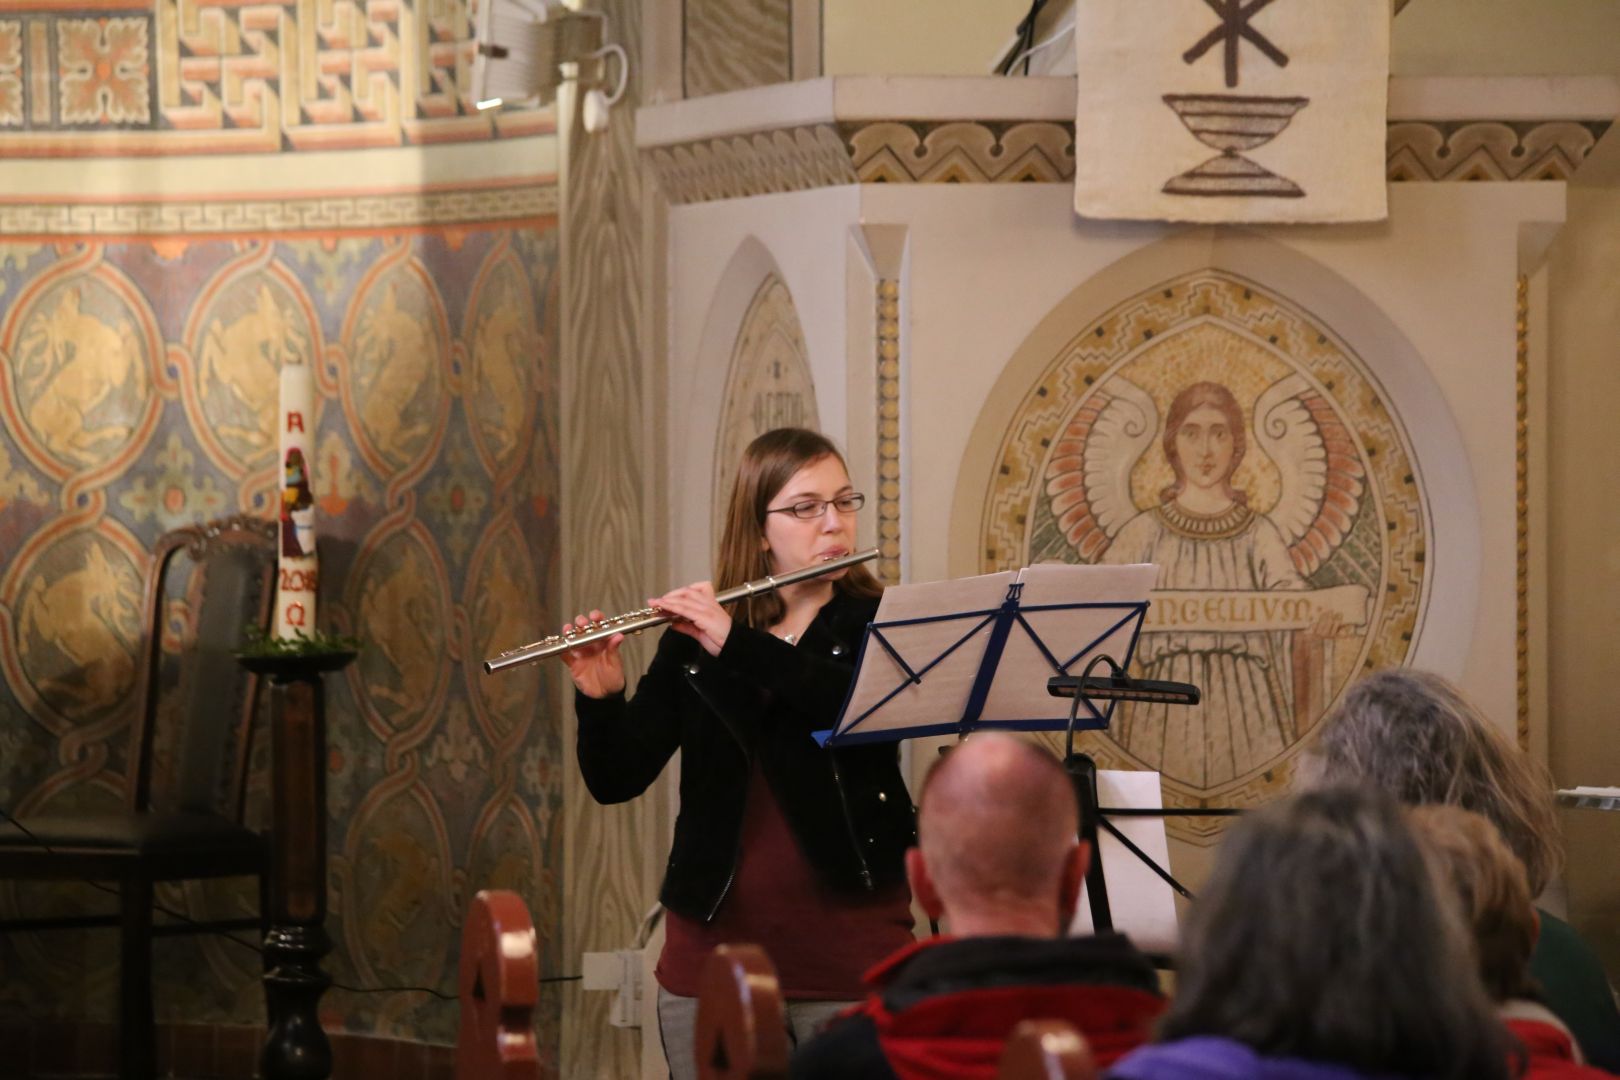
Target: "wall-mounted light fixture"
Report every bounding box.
[468,0,628,132]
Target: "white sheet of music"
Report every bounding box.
[1070,768,1180,956]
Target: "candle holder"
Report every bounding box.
[237,644,357,1080]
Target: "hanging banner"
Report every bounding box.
[1074,0,1390,224]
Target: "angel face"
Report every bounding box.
[1175,404,1237,491]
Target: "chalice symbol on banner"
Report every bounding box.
[1161,93,1310,197]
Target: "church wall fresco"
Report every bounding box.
[711,270,818,538]
[979,269,1428,842]
[0,0,565,1057]
[0,221,563,1057]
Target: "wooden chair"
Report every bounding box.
[695,943,789,1080]
[0,515,277,1080]
[455,889,541,1080]
[998,1020,1098,1080]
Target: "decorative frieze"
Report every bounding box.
[0,185,557,238]
[1387,120,1611,182]
[644,118,1613,205]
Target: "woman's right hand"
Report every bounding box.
[560,611,626,698]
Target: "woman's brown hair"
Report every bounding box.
[714,428,883,629]
[1301,668,1562,895]
[1158,787,1512,1078]
[1406,804,1540,1002]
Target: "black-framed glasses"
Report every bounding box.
[765,493,866,520]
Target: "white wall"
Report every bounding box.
[819,0,1620,78]
[1546,164,1620,970]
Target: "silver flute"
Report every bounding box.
[483,547,880,674]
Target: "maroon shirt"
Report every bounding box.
[657,763,915,1000]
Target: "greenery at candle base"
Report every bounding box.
[237,623,363,658]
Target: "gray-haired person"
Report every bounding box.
[1300,669,1620,1071]
[1108,786,1512,1080]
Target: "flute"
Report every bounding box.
[483,547,880,674]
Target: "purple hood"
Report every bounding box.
[1106,1037,1396,1080]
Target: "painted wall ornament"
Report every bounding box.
[0,225,562,1050]
[712,272,818,533]
[981,270,1428,840]
[1074,0,1388,222]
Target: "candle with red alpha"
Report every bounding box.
[276,362,317,639]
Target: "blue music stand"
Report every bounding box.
[815,563,1158,747]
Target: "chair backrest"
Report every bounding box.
[456,890,541,1080]
[695,944,788,1080]
[998,1020,1098,1080]
[128,515,277,819]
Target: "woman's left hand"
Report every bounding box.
[652,581,732,657]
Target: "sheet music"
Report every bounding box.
[828,563,1156,743]
[983,562,1159,722]
[1070,769,1180,956]
[832,570,1015,741]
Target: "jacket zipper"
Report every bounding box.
[829,751,875,891]
[689,670,747,923]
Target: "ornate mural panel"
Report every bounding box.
[980,270,1428,842]
[0,220,563,1058]
[712,271,818,536]
[0,0,550,156]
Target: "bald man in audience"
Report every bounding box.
[790,732,1164,1079]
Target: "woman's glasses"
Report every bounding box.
[765,493,866,520]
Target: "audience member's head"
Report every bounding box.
[1407,804,1540,1003]
[1156,786,1511,1079]
[1302,668,1561,895]
[909,733,1084,937]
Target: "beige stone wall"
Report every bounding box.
[1545,151,1620,976]
[1392,0,1620,76]
[819,0,1620,78]
[822,0,1033,76]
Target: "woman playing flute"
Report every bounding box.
[563,428,916,1078]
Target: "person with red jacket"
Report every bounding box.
[1407,805,1619,1080]
[791,733,1165,1080]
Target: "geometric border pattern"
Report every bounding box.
[0,2,554,157]
[0,185,558,237]
[1515,274,1531,752]
[644,119,1615,205]
[1387,120,1612,183]
[874,277,902,584]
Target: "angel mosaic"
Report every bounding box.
[1042,371,1370,790]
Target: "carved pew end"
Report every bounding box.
[695,943,789,1080]
[456,890,542,1080]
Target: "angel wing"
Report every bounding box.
[1044,377,1159,560]
[1252,374,1366,577]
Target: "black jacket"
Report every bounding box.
[574,590,916,922]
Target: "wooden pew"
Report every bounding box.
[998,1019,1098,1080]
[694,943,789,1080]
[456,889,542,1080]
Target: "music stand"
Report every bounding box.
[815,563,1159,747]
[1048,657,1201,941]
